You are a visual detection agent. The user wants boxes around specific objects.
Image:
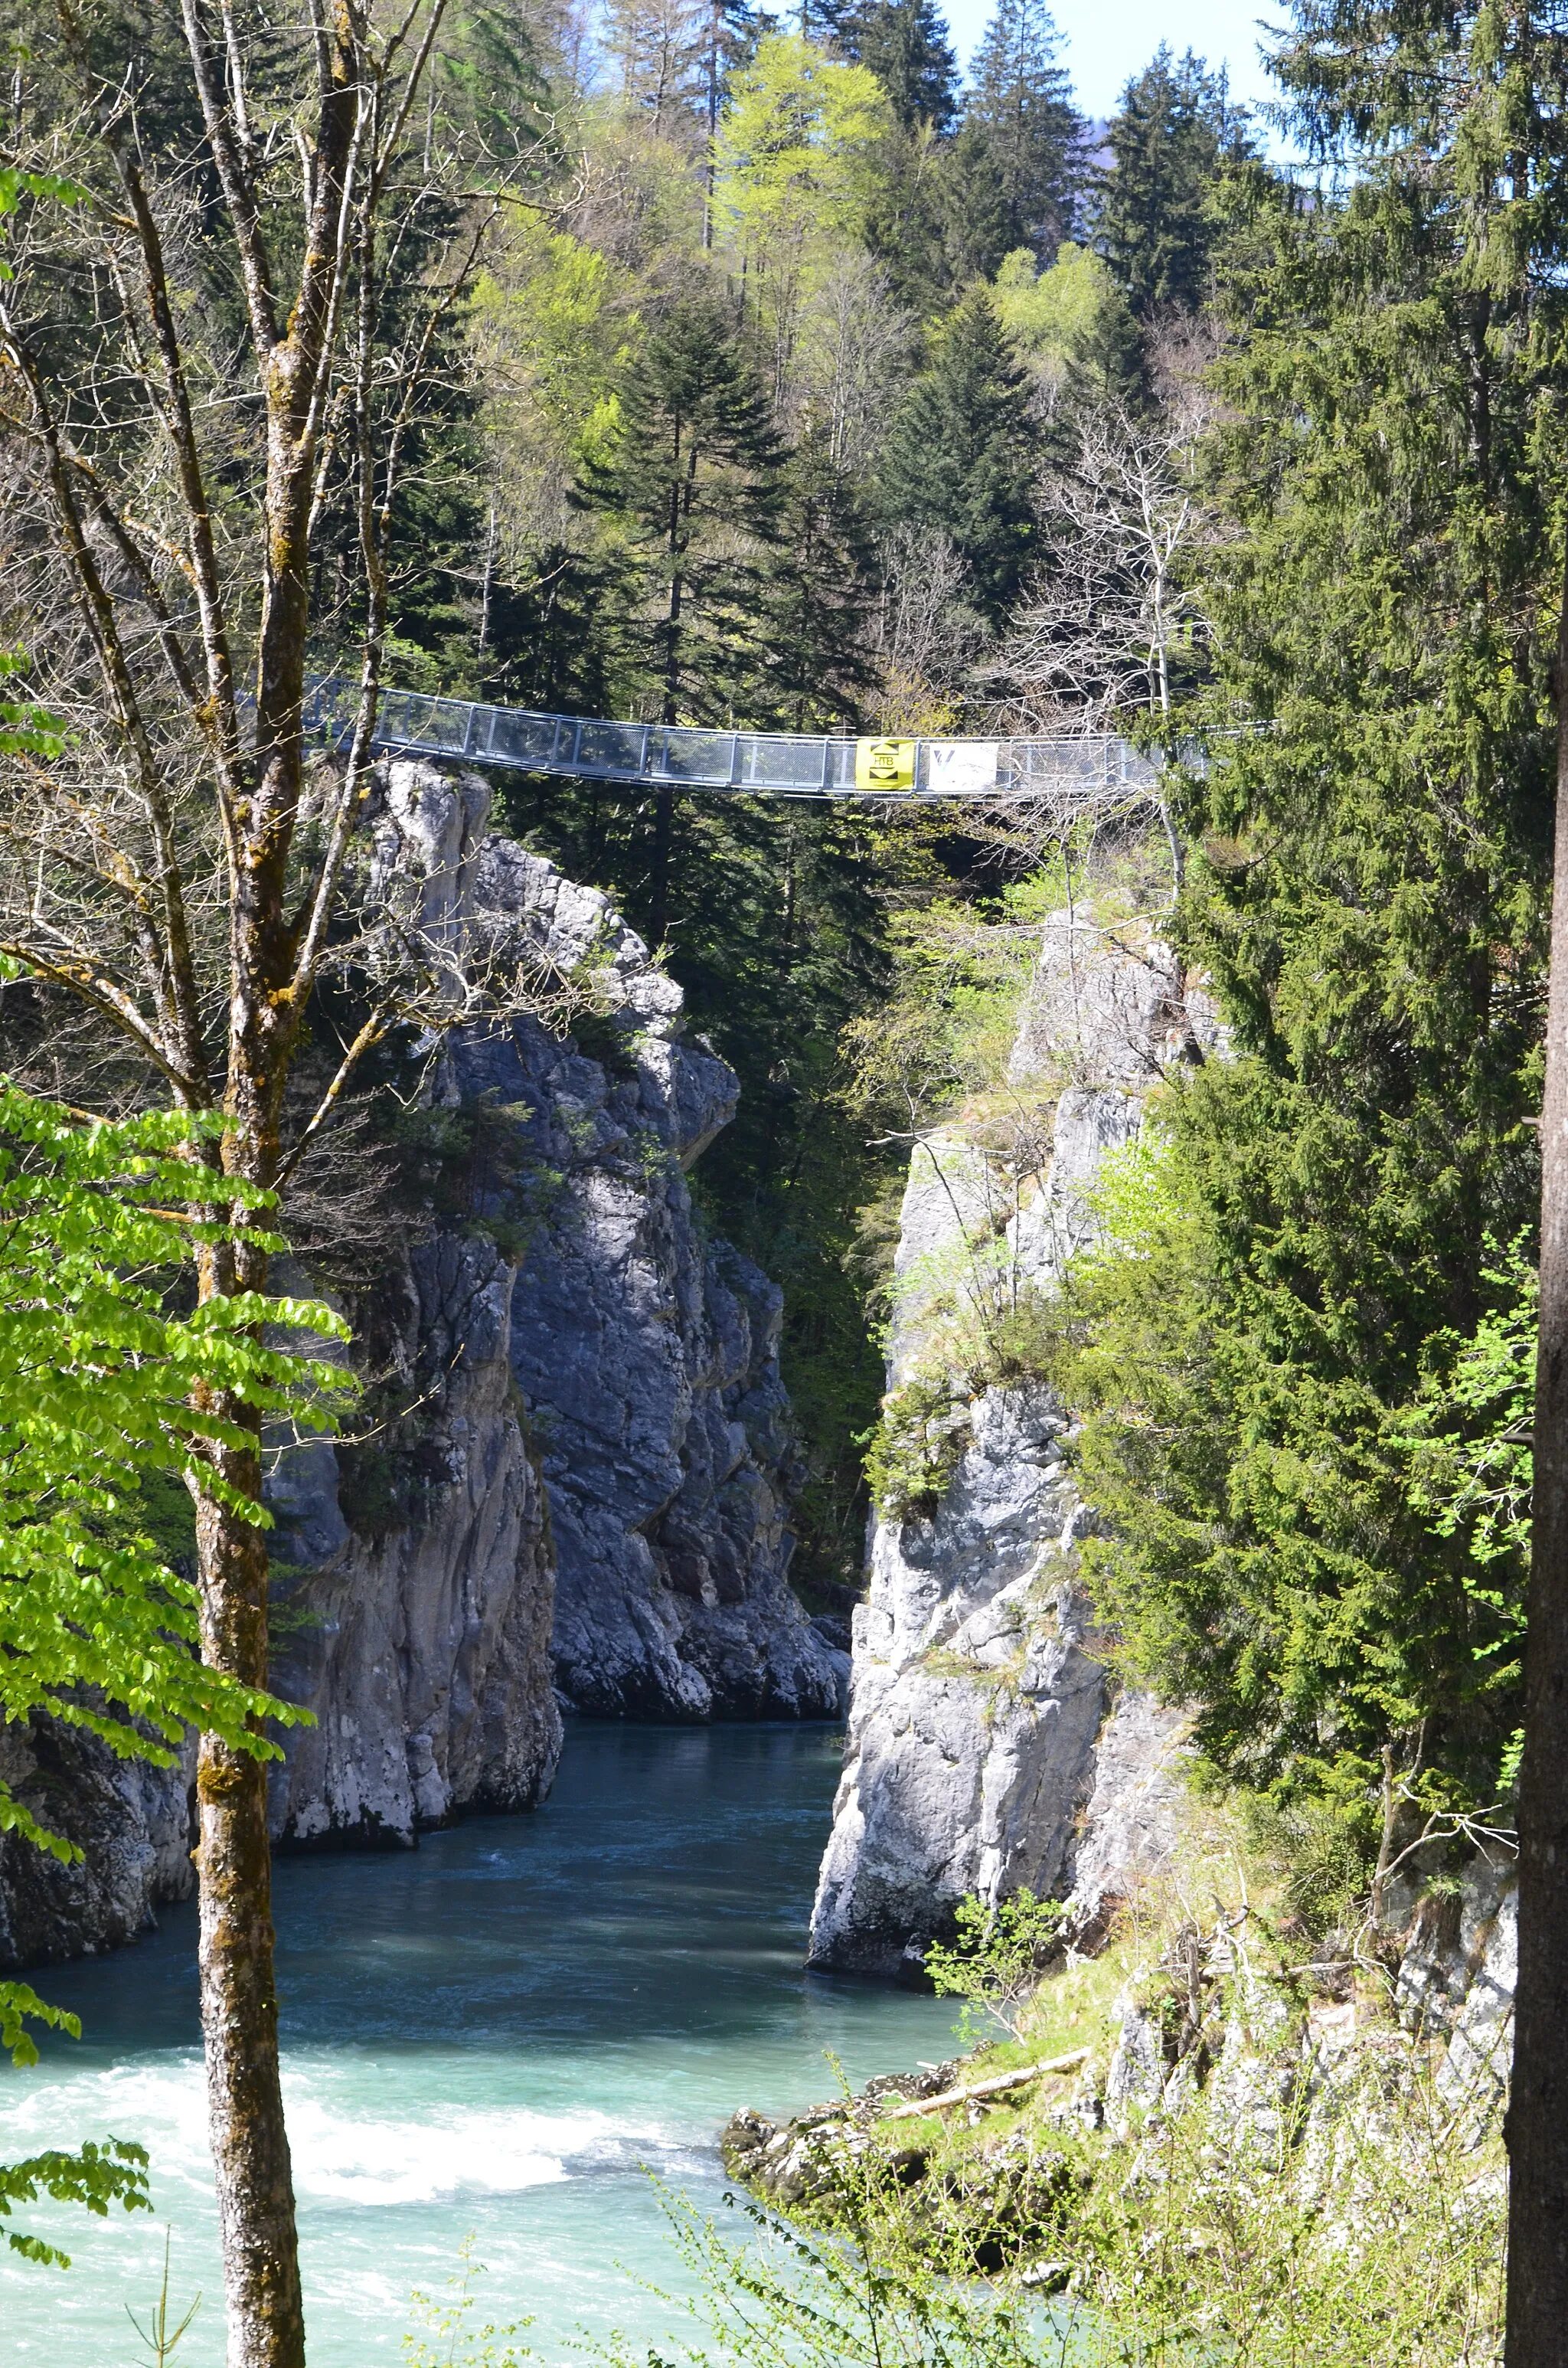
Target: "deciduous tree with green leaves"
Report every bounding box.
[0,1084,345,2267]
[714,32,892,400]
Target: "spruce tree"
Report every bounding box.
[1096,45,1252,316]
[865,123,965,312]
[766,427,880,728]
[577,293,784,935]
[959,0,1085,262]
[580,293,784,724]
[836,0,959,131]
[877,289,1039,626]
[939,119,1011,284]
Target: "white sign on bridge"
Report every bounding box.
[926,741,999,796]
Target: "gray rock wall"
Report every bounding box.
[808,914,1212,1974]
[391,764,845,1722]
[265,1229,560,1846]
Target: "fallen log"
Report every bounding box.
[880,2049,1091,2121]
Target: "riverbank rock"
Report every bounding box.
[721,2056,1086,2272]
[807,915,1210,1974]
[0,1722,199,1968]
[263,1228,560,1846]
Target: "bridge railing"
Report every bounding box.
[304,678,1169,803]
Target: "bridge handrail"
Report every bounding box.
[304,677,1172,803]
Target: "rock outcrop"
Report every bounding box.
[1390,1844,1517,2111]
[0,1722,199,1968]
[808,914,1213,1974]
[0,771,836,1966]
[265,1229,560,1846]
[388,764,845,1722]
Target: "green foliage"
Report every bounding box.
[1028,0,1568,1820]
[715,34,892,282]
[767,427,880,730]
[838,878,1054,1137]
[576,293,786,722]
[864,1256,1063,1524]
[862,1373,972,1521]
[1065,2062,1504,2363]
[0,651,70,757]
[837,0,959,132]
[923,1889,1066,2043]
[989,241,1130,381]
[1094,45,1252,316]
[1049,1108,1533,1809]
[960,0,1085,262]
[0,2140,151,2269]
[0,1084,348,2261]
[604,2177,1038,2368]
[404,2236,530,2368]
[1402,1232,1537,1586]
[877,291,1040,627]
[0,1090,347,1869]
[1246,1793,1377,1941]
[647,2033,1505,2366]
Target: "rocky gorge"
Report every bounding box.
[0,761,843,1969]
[0,826,1524,2137]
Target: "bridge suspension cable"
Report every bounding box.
[306,678,1167,805]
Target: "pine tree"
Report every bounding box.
[766,427,880,728]
[1094,46,1252,316]
[877,289,1039,626]
[836,0,958,131]
[960,0,1086,262]
[600,0,710,133]
[577,294,785,935]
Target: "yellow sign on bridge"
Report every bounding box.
[854,737,917,793]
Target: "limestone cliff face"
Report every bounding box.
[808,915,1211,1975]
[384,762,846,1722]
[0,774,836,1967]
[264,1229,560,1846]
[0,1218,559,1966]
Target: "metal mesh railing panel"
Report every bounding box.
[305,678,1168,803]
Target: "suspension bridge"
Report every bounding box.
[305,678,1165,804]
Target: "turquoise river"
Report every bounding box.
[0,1722,956,2364]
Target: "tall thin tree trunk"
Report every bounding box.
[194,1019,302,2366]
[1505,550,1568,2363]
[194,1398,304,2368]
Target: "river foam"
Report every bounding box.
[0,1725,956,2363]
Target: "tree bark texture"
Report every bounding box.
[195,1438,304,2368]
[1505,553,1568,2361]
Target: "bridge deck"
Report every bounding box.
[306,679,1162,803]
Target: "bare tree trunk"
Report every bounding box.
[194,1418,304,2368]
[1505,551,1568,2362]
